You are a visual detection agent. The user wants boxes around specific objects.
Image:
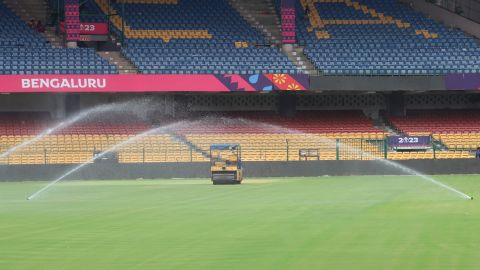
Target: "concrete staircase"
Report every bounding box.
[284,44,319,75]
[376,115,400,136]
[97,51,139,74]
[3,0,65,48]
[165,130,211,159]
[229,0,319,75]
[229,0,281,44]
[43,26,64,48]
[380,115,447,150]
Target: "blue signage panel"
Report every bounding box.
[388,136,431,150]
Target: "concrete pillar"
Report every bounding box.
[386,92,406,117]
[277,92,297,118]
[66,94,81,116]
[173,95,189,118]
[164,95,176,117]
[54,94,67,119]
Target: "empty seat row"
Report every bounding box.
[0,1,117,74]
[92,0,297,74]
[280,0,480,75]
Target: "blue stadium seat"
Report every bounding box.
[0,1,117,74]
[274,0,480,75]
[106,0,296,74]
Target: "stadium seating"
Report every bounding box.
[387,150,472,160]
[173,111,386,161]
[0,112,150,135]
[0,110,477,165]
[80,0,109,23]
[0,113,197,164]
[388,110,480,150]
[0,134,202,164]
[174,111,382,134]
[0,1,116,74]
[94,0,297,74]
[292,0,480,75]
[0,111,382,164]
[183,133,387,161]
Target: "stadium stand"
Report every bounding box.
[0,111,382,164]
[387,151,472,160]
[0,133,202,164]
[389,110,480,151]
[80,0,109,23]
[0,110,477,164]
[0,113,51,135]
[93,0,298,74]
[293,0,480,75]
[161,111,386,161]
[0,113,201,164]
[0,1,116,74]
[174,111,382,134]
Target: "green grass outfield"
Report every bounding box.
[1,175,480,270]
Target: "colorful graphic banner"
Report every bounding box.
[59,22,108,35]
[388,136,431,150]
[446,74,480,90]
[0,74,309,93]
[64,0,80,41]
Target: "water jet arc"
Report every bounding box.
[242,118,473,200]
[26,121,187,200]
[1,99,152,159]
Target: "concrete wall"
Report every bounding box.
[310,76,446,91]
[0,159,478,181]
[400,0,480,39]
[0,94,56,113]
[433,0,480,24]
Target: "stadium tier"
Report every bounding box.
[3,0,480,76]
[387,150,472,160]
[388,110,480,150]
[0,111,380,164]
[2,110,474,165]
[93,0,298,74]
[0,113,197,164]
[0,1,116,74]
[174,111,381,134]
[0,113,150,135]
[174,111,386,161]
[0,134,203,164]
[294,0,480,75]
[0,113,50,135]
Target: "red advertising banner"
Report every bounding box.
[0,74,309,93]
[59,22,109,35]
